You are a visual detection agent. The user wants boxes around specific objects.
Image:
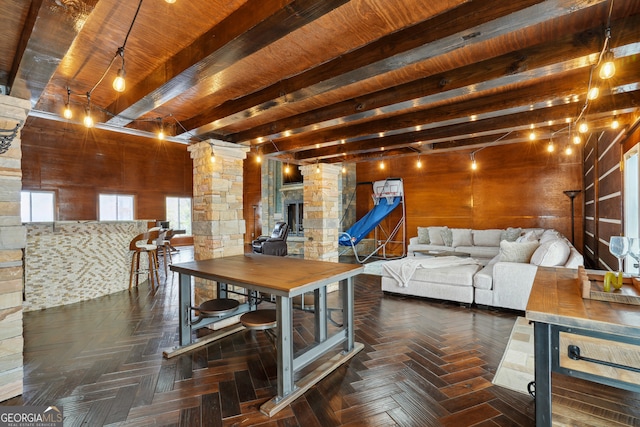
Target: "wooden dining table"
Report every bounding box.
[526,267,640,426]
[166,254,364,416]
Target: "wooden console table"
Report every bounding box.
[526,267,640,426]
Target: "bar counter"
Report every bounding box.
[24,220,149,311]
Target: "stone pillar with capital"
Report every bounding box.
[0,95,29,402]
[301,163,341,263]
[188,140,248,304]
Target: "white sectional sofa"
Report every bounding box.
[382,227,583,311]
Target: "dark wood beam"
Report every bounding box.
[184,0,555,135]
[290,89,640,162]
[105,0,350,126]
[10,0,101,105]
[227,13,640,143]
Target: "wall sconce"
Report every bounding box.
[0,123,21,155]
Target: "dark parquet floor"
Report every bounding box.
[5,248,640,426]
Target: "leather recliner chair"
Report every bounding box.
[252,222,289,256]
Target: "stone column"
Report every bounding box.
[0,95,29,402]
[188,140,248,304]
[301,163,341,262]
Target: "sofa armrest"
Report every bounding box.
[409,236,419,245]
[491,262,539,311]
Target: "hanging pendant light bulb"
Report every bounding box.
[416,156,422,168]
[284,163,290,174]
[587,86,599,100]
[565,146,573,155]
[256,153,261,163]
[63,88,73,119]
[547,141,555,152]
[578,120,589,133]
[379,160,385,170]
[599,50,616,80]
[83,107,94,128]
[112,47,126,92]
[157,128,165,140]
[470,153,477,170]
[316,161,320,174]
[611,116,620,130]
[341,163,346,174]
[165,0,176,3]
[573,134,582,145]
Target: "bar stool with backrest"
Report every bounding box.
[129,230,161,291]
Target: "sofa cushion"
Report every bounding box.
[451,228,473,247]
[564,248,584,269]
[408,264,480,287]
[500,227,522,242]
[428,226,448,246]
[499,240,540,263]
[539,229,561,244]
[455,246,500,259]
[530,238,570,267]
[473,229,503,247]
[441,228,453,246]
[473,263,495,290]
[417,227,430,244]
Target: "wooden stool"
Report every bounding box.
[191,298,240,324]
[240,309,277,344]
[129,231,160,291]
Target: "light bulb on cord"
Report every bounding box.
[578,120,588,133]
[599,51,616,80]
[112,68,126,92]
[611,116,620,130]
[573,135,582,144]
[587,86,599,100]
[341,164,346,174]
[83,107,94,128]
[547,141,555,152]
[284,164,290,174]
[379,160,385,170]
[256,154,261,163]
[63,104,72,119]
[63,87,72,119]
[165,0,176,3]
[565,146,573,155]
[157,129,165,140]
[416,157,422,168]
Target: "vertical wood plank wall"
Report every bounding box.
[21,118,193,221]
[583,124,640,269]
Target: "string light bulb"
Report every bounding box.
[316,161,320,174]
[599,36,616,80]
[284,163,290,174]
[611,116,620,130]
[83,107,94,128]
[416,156,422,168]
[547,141,555,152]
[565,146,573,155]
[165,0,176,3]
[112,47,126,93]
[528,124,536,141]
[578,120,589,133]
[341,163,346,174]
[256,153,261,163]
[587,86,599,100]
[573,134,581,145]
[470,153,477,170]
[63,88,72,119]
[379,160,385,170]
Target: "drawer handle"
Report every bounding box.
[568,345,640,374]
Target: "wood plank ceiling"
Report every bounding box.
[3,0,640,165]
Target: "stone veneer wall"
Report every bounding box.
[24,221,149,312]
[189,141,247,304]
[301,163,341,262]
[0,95,29,402]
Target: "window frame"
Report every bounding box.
[21,190,56,223]
[98,193,135,221]
[165,196,192,235]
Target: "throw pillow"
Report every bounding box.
[499,240,540,263]
[530,238,570,267]
[500,227,522,242]
[516,230,538,243]
[417,227,430,244]
[451,228,473,247]
[440,227,453,246]
[428,226,448,246]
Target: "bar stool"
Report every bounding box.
[129,231,161,291]
[240,309,277,344]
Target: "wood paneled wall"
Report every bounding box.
[21,118,193,222]
[584,122,640,269]
[356,142,584,253]
[243,153,262,243]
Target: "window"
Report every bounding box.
[166,197,192,235]
[21,191,55,222]
[99,194,134,220]
[624,145,639,274]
